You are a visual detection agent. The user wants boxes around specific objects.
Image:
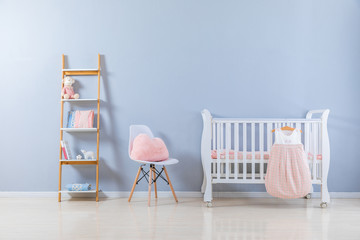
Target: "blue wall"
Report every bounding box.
[0,0,359,192]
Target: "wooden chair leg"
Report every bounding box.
[163,166,178,202]
[128,166,142,202]
[153,166,158,198]
[148,165,153,207]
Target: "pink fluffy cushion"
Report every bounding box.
[130,134,169,161]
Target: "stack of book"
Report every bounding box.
[60,140,73,160]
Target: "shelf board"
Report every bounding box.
[60,159,98,165]
[59,190,98,193]
[60,159,97,161]
[61,128,97,132]
[62,98,99,102]
[62,69,99,76]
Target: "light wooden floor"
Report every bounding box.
[0,197,360,240]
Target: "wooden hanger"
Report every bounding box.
[272,126,302,133]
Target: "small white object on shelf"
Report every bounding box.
[81,150,96,160]
[76,155,82,160]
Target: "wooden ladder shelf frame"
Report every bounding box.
[58,54,101,202]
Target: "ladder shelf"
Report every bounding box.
[58,54,101,202]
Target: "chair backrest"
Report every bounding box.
[129,125,154,157]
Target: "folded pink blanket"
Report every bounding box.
[74,110,94,128]
[211,150,269,160]
[211,150,322,160]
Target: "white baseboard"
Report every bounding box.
[0,191,202,198]
[1,191,360,199]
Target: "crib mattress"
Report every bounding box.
[211,150,322,160]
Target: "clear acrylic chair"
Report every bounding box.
[128,125,179,206]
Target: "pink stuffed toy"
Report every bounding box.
[61,76,79,99]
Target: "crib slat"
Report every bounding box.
[251,123,255,180]
[318,122,322,179]
[212,123,215,150]
[304,122,310,170]
[312,123,317,180]
[234,123,239,180]
[270,123,273,146]
[267,123,272,152]
[243,123,247,180]
[220,123,224,176]
[260,123,264,180]
[212,122,215,178]
[216,123,220,180]
[295,123,301,146]
[225,123,231,180]
[220,123,224,150]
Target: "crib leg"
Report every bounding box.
[201,176,206,194]
[201,168,207,194]
[201,151,209,194]
[321,182,330,207]
[321,152,330,207]
[203,159,213,204]
[305,185,314,199]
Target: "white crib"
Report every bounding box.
[200,109,330,208]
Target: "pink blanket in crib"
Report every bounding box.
[211,150,322,160]
[211,150,270,160]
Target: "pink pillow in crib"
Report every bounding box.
[130,134,169,161]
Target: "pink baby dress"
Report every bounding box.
[265,128,312,199]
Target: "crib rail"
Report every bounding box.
[212,118,321,123]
